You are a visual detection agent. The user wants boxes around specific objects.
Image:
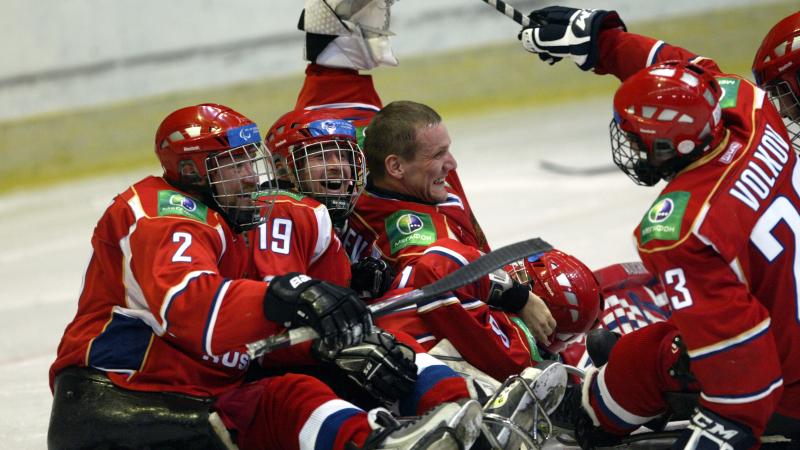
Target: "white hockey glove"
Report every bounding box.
[672,407,757,450]
[518,6,625,71]
[300,0,399,71]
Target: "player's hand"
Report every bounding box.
[518,6,625,71]
[263,273,373,357]
[519,292,557,345]
[350,256,395,300]
[331,330,418,404]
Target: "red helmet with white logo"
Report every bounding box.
[155,104,276,230]
[610,61,724,186]
[265,109,366,221]
[753,12,800,150]
[513,250,602,354]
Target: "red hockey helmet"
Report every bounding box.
[514,250,602,354]
[610,61,724,186]
[753,12,800,150]
[265,108,366,220]
[155,104,277,230]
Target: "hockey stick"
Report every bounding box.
[480,0,533,27]
[246,237,553,359]
[539,160,619,176]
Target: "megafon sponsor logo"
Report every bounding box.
[396,213,424,235]
[169,194,197,212]
[647,198,674,223]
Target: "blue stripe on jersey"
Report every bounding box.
[88,312,153,372]
[702,376,784,405]
[314,408,362,450]
[689,324,770,361]
[647,41,665,66]
[400,364,459,416]
[162,275,203,329]
[589,373,639,430]
[202,279,228,356]
[426,249,466,267]
[416,293,458,310]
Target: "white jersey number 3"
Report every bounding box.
[664,268,694,310]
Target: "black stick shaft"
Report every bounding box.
[246,237,552,359]
[481,0,531,26]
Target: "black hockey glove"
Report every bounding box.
[264,273,373,358]
[350,257,396,300]
[549,383,623,449]
[672,407,756,450]
[518,6,626,71]
[331,330,418,404]
[486,268,530,313]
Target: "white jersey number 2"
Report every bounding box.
[171,232,193,263]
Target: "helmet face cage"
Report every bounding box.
[610,62,723,186]
[764,78,800,151]
[609,119,663,186]
[289,137,366,220]
[753,12,800,152]
[267,111,367,221]
[155,104,279,231]
[205,142,278,231]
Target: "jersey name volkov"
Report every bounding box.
[728,124,791,211]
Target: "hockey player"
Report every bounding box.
[380,242,601,381]
[254,109,486,423]
[47,103,483,450]
[295,0,491,259]
[288,0,558,369]
[518,6,800,448]
[752,12,800,151]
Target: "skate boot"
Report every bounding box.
[481,361,568,449]
[352,400,483,450]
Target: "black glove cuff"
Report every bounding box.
[582,10,626,71]
[488,281,530,313]
[263,272,317,325]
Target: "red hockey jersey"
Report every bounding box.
[346,184,489,269]
[50,176,275,397]
[598,29,800,433]
[375,238,537,381]
[251,190,350,287]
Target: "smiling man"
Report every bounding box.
[346,100,488,268]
